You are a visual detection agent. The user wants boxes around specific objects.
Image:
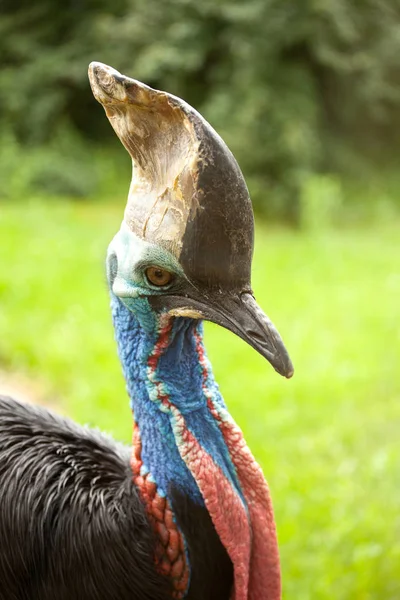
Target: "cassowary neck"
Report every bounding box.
[111,294,281,600]
[112,294,241,504]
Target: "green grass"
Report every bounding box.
[1,199,399,599]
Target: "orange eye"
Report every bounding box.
[145,266,173,287]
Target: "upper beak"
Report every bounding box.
[153,291,294,378]
[204,292,293,378]
[218,292,293,377]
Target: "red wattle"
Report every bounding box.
[194,328,281,600]
[171,407,252,598]
[143,317,281,600]
[210,408,281,600]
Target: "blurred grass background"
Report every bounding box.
[0,200,399,598]
[1,0,400,598]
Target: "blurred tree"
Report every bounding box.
[1,0,399,219]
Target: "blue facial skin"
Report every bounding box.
[108,223,245,507]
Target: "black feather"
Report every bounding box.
[0,396,232,599]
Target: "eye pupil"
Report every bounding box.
[145,266,173,287]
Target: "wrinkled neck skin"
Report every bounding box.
[112,291,281,600]
[111,294,242,505]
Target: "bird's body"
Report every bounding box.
[0,396,232,600]
[0,62,293,600]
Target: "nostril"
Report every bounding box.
[107,253,118,287]
[246,329,265,344]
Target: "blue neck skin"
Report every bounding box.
[111,293,243,506]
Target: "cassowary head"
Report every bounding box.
[88,62,293,378]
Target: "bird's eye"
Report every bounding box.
[145,266,174,287]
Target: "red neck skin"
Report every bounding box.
[193,328,281,600]
[126,311,281,600]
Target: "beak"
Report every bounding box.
[151,291,294,378]
[216,292,293,378]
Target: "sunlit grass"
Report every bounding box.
[1,199,399,599]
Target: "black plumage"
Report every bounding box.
[0,396,232,600]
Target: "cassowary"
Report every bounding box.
[0,62,293,600]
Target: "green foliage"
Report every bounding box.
[1,1,400,220]
[1,199,399,597]
[299,174,343,231]
[0,127,130,200]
